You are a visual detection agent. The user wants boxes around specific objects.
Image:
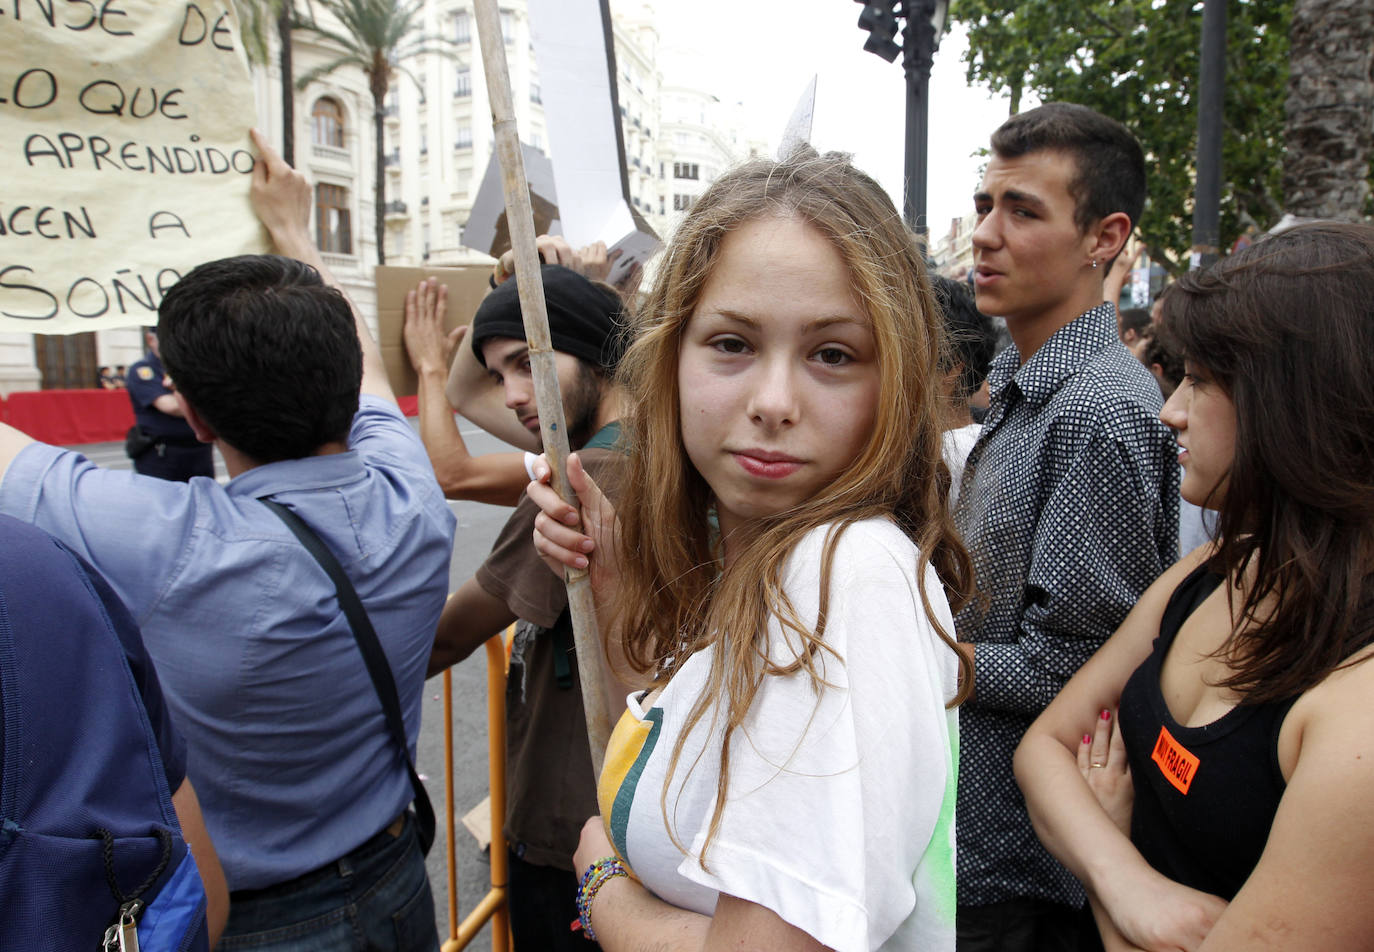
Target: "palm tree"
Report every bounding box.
[294,0,450,264]
[1283,0,1374,219]
[234,0,300,165]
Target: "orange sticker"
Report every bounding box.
[1151,725,1200,794]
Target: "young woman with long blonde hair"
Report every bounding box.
[529,149,972,951]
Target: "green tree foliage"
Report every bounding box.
[233,0,279,64]
[233,0,302,164]
[951,0,1290,272]
[295,0,451,264]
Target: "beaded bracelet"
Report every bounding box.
[574,855,628,942]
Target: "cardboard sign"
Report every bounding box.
[374,263,493,398]
[461,143,561,259]
[376,262,536,451]
[0,1,268,334]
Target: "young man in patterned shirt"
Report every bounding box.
[952,102,1180,951]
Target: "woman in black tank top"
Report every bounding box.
[1012,223,1374,952]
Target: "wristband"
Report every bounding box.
[574,855,627,942]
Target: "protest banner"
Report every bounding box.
[0,1,269,334]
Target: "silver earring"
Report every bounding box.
[1091,258,1099,269]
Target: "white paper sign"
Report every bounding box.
[527,0,658,283]
[0,1,269,333]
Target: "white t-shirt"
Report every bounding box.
[597,519,960,952]
[942,422,982,510]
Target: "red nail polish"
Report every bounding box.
[1082,734,1092,745]
[1100,709,1111,721]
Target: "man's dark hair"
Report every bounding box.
[991,102,1146,235]
[932,275,998,402]
[1119,307,1152,337]
[157,254,362,463]
[1141,322,1184,392]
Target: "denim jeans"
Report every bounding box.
[219,814,438,952]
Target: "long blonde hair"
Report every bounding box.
[612,149,972,860]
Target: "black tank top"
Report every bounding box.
[1117,564,1297,900]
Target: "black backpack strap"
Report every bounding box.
[259,498,435,856]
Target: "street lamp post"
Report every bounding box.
[855,0,949,236]
[1191,0,1226,270]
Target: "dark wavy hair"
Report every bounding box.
[1159,222,1374,702]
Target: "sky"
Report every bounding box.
[651,0,1026,242]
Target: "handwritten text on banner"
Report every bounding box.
[1,0,269,333]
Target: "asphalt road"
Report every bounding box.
[67,420,522,948]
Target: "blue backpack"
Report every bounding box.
[0,516,209,952]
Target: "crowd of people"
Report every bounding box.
[1,98,1371,952]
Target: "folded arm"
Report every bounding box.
[1193,651,1374,950]
[572,818,829,952]
[1015,546,1226,951]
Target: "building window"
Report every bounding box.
[312,97,345,149]
[500,9,514,43]
[455,67,471,97]
[454,11,470,44]
[673,162,699,180]
[530,81,541,104]
[419,125,428,156]
[315,184,352,254]
[673,193,694,212]
[454,125,472,150]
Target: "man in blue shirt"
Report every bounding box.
[125,328,214,482]
[952,103,1179,951]
[0,133,455,951]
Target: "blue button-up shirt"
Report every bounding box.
[0,396,456,889]
[953,303,1179,907]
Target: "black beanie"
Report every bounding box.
[470,264,626,371]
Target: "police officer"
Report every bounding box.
[126,330,214,481]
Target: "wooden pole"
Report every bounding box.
[471,0,613,773]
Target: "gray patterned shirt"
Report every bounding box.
[953,302,1179,908]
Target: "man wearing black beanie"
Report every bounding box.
[413,265,627,952]
[467,264,626,452]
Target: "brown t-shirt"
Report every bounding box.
[474,442,625,870]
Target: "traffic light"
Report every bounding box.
[855,0,902,62]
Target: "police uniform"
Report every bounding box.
[125,353,214,482]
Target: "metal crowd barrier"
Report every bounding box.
[439,634,511,951]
